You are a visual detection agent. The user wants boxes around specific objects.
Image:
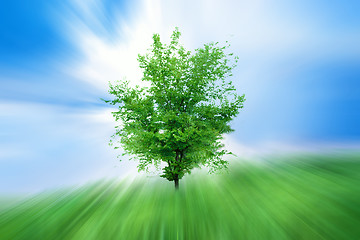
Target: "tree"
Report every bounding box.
[104,28,245,189]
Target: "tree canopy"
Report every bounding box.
[105,28,245,189]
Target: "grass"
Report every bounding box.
[0,153,359,239]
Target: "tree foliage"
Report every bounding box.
[104,28,245,188]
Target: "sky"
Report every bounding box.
[1,0,359,194]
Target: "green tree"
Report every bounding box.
[104,28,245,189]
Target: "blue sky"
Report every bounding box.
[1,0,359,194]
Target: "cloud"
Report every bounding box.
[58,0,172,91]
[157,0,360,61]
[0,102,138,194]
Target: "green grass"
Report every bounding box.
[1,153,359,239]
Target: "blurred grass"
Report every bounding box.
[1,153,359,240]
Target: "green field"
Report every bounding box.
[1,153,359,240]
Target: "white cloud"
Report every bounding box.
[0,102,139,193]
[60,0,179,91]
[222,134,259,158]
[57,0,311,91]
[54,0,359,94]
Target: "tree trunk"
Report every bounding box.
[174,151,180,190]
[174,175,179,190]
